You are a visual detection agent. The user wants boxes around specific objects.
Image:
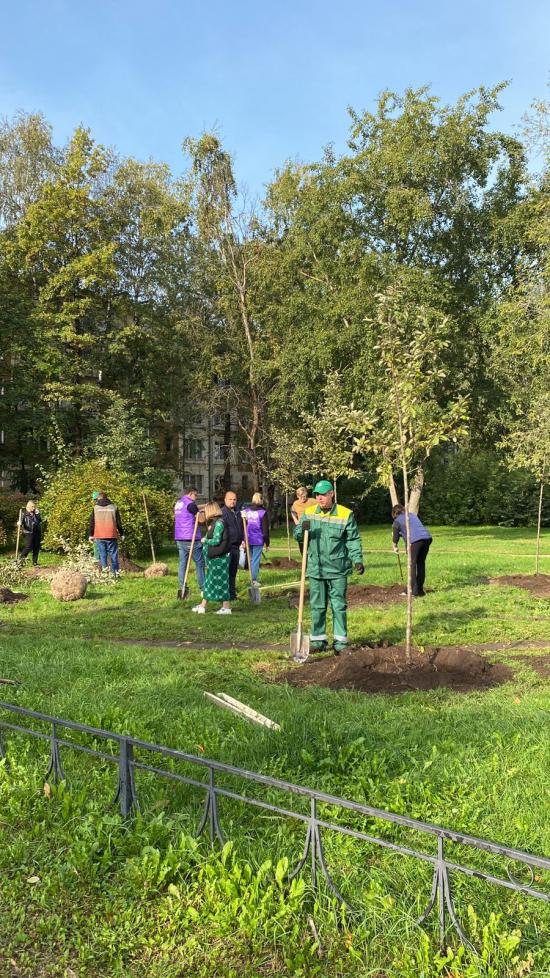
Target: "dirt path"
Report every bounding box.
[89,636,550,655]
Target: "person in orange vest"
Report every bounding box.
[88,491,124,576]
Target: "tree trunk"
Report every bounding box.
[408,464,425,515]
[285,492,291,560]
[536,472,545,575]
[402,466,413,663]
[223,412,232,490]
[333,476,338,504]
[389,472,400,508]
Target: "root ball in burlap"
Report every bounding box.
[144,562,169,578]
[51,570,88,601]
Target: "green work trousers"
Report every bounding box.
[309,576,348,646]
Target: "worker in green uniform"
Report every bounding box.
[294,480,364,654]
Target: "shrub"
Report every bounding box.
[40,461,174,558]
[421,448,550,526]
[0,491,29,545]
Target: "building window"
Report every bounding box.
[184,437,204,460]
[164,434,173,453]
[242,474,249,491]
[213,441,226,462]
[190,474,203,494]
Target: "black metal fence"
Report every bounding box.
[0,700,548,954]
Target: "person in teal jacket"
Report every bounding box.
[294,480,364,654]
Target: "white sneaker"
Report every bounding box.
[192,604,205,614]
[216,607,232,615]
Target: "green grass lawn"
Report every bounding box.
[0,525,548,978]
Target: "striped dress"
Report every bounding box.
[202,519,230,601]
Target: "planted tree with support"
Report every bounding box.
[493,96,550,575]
[350,288,468,660]
[500,395,550,574]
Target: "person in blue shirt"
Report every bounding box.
[391,504,432,597]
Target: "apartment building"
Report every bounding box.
[174,413,252,501]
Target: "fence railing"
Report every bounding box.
[0,701,548,954]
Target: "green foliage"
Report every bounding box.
[40,460,173,558]
[89,396,176,491]
[0,556,28,589]
[0,491,28,545]
[422,448,550,527]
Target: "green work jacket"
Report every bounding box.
[294,503,363,579]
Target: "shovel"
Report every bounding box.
[242,517,261,603]
[290,528,310,661]
[15,509,23,561]
[142,491,156,563]
[396,549,404,585]
[179,513,200,600]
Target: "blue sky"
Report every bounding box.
[1,1,548,194]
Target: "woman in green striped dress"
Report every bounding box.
[192,502,232,615]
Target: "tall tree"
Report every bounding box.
[184,133,274,491]
[5,127,116,453]
[350,288,468,658]
[262,86,527,504]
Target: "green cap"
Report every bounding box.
[91,491,100,501]
[313,479,334,495]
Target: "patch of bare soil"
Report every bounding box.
[277,644,512,694]
[489,574,550,599]
[119,555,145,574]
[527,655,550,678]
[288,583,406,609]
[24,565,57,580]
[508,652,550,678]
[0,587,29,604]
[269,557,301,570]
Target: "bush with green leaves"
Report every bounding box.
[0,491,29,545]
[40,461,174,558]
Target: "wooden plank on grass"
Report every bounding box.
[204,692,281,731]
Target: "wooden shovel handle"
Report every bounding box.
[142,492,156,563]
[242,517,254,584]
[15,508,23,559]
[182,513,200,590]
[297,528,309,631]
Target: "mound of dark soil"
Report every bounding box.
[269,557,301,570]
[489,574,550,599]
[277,644,511,694]
[119,555,144,574]
[288,583,406,609]
[0,587,29,604]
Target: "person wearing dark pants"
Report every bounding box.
[221,490,244,601]
[88,491,124,576]
[391,505,432,597]
[19,500,42,565]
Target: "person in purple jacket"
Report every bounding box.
[174,487,205,598]
[391,504,432,597]
[241,492,270,584]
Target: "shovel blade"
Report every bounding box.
[178,585,189,600]
[249,584,261,604]
[290,632,310,662]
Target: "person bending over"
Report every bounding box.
[391,504,432,597]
